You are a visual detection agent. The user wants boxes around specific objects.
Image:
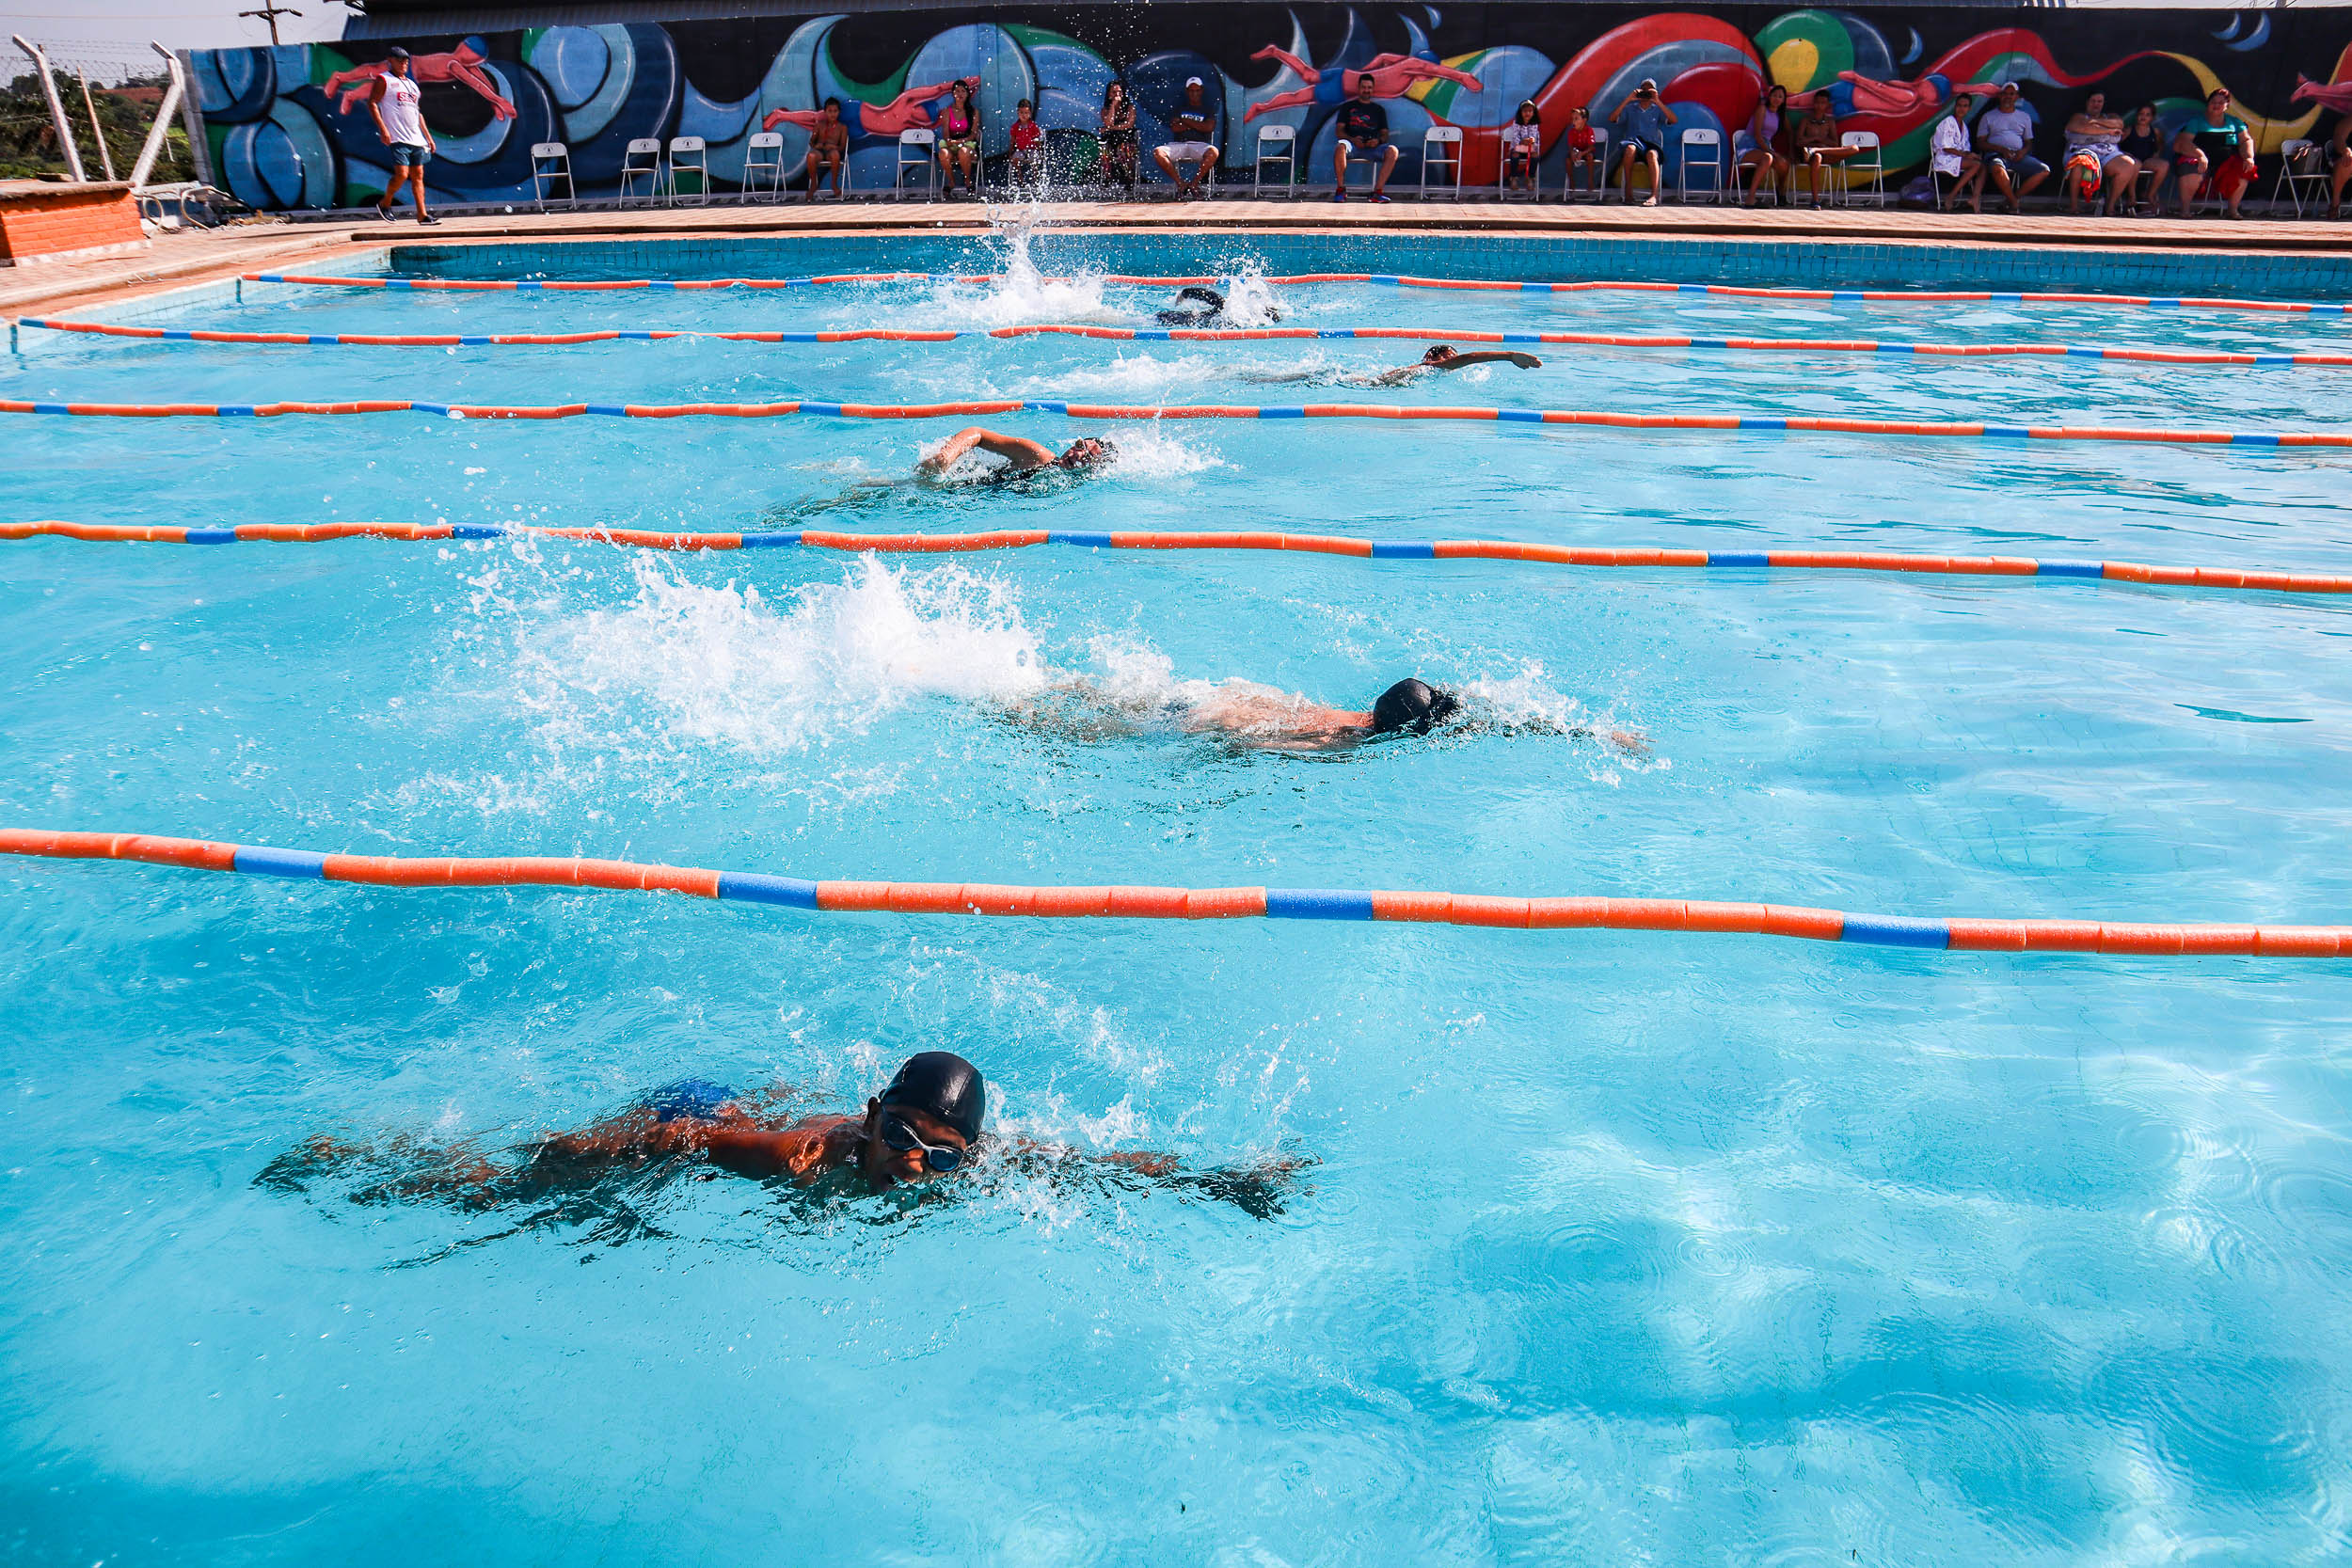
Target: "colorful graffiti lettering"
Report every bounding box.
[189,7,2352,211]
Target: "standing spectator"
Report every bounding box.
[1330,72,1398,202]
[1792,89,1862,206]
[2118,103,2169,214]
[366,47,440,226]
[935,79,981,197]
[1611,78,1677,206]
[1154,77,1221,198]
[1931,91,1983,211]
[1736,85,1790,206]
[2061,90,2133,215]
[1502,100,1542,196]
[2172,87,2257,218]
[1975,83,2050,212]
[1561,105,1601,196]
[1009,99,1045,187]
[1098,81,1139,193]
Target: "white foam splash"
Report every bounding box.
[514,555,1050,756]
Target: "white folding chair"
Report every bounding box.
[2273,138,2329,217]
[1837,131,1884,206]
[1254,123,1295,198]
[529,142,573,210]
[1564,126,1608,201]
[1677,127,1724,204]
[743,131,785,202]
[1420,125,1464,200]
[665,136,708,206]
[618,138,662,206]
[895,129,937,199]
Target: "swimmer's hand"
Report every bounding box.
[1607,727,1650,757]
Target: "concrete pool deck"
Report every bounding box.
[4,198,2344,318]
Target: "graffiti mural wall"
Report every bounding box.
[191,6,2352,209]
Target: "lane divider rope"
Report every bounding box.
[238,270,2352,318]
[8,519,2349,594]
[6,829,2344,957]
[21,315,2352,369]
[4,397,2345,450]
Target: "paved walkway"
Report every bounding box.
[5,197,2343,317]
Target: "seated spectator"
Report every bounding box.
[2062,90,2134,215]
[2118,104,2169,214]
[1792,90,1861,207]
[1975,83,2050,212]
[1736,84,1791,206]
[1931,91,1984,211]
[1330,72,1398,203]
[1611,78,1677,207]
[1153,76,1220,198]
[2285,111,2351,219]
[1502,99,1542,196]
[1561,105,1601,196]
[2172,87,2257,218]
[935,79,980,197]
[1098,81,1139,193]
[1009,98,1045,187]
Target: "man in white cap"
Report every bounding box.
[1609,77,1678,206]
[1154,76,1221,198]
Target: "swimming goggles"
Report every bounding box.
[879,1114,967,1172]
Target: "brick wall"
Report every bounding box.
[0,185,148,264]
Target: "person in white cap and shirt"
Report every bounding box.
[366,46,440,225]
[1154,76,1221,198]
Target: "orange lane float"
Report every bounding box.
[4,828,2346,958]
[9,520,2352,594]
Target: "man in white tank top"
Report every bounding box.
[366,47,440,226]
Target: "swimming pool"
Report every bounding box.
[6,229,2352,1562]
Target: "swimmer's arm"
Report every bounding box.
[701,1118,858,1180]
[917,427,1057,476]
[1431,351,1542,372]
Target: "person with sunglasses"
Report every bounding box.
[263,1053,1306,1215]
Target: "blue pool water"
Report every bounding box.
[5,230,2352,1563]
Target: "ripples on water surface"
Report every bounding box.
[4,231,2352,1563]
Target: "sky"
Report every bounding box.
[4,0,344,83]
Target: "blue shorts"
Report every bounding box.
[389,143,431,168]
[645,1078,738,1123]
[1619,136,1660,158]
[1987,151,2048,182]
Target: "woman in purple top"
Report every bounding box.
[1737,84,1789,206]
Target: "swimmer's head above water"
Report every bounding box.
[1056,436,1117,470]
[1370,677,1463,737]
[862,1050,987,1185]
[1420,344,1461,367]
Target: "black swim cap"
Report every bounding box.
[877,1051,986,1143]
[1371,678,1462,737]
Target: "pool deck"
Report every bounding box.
[3,198,2344,318]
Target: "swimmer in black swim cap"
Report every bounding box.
[264,1052,1311,1215]
[915,426,1117,484]
[1154,284,1282,328]
[1369,676,1462,736]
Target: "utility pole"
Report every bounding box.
[77,69,119,182]
[238,2,303,46]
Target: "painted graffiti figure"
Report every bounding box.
[1836,68,2001,119]
[327,39,515,120]
[761,77,969,142]
[363,47,438,226]
[1243,46,1481,121]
